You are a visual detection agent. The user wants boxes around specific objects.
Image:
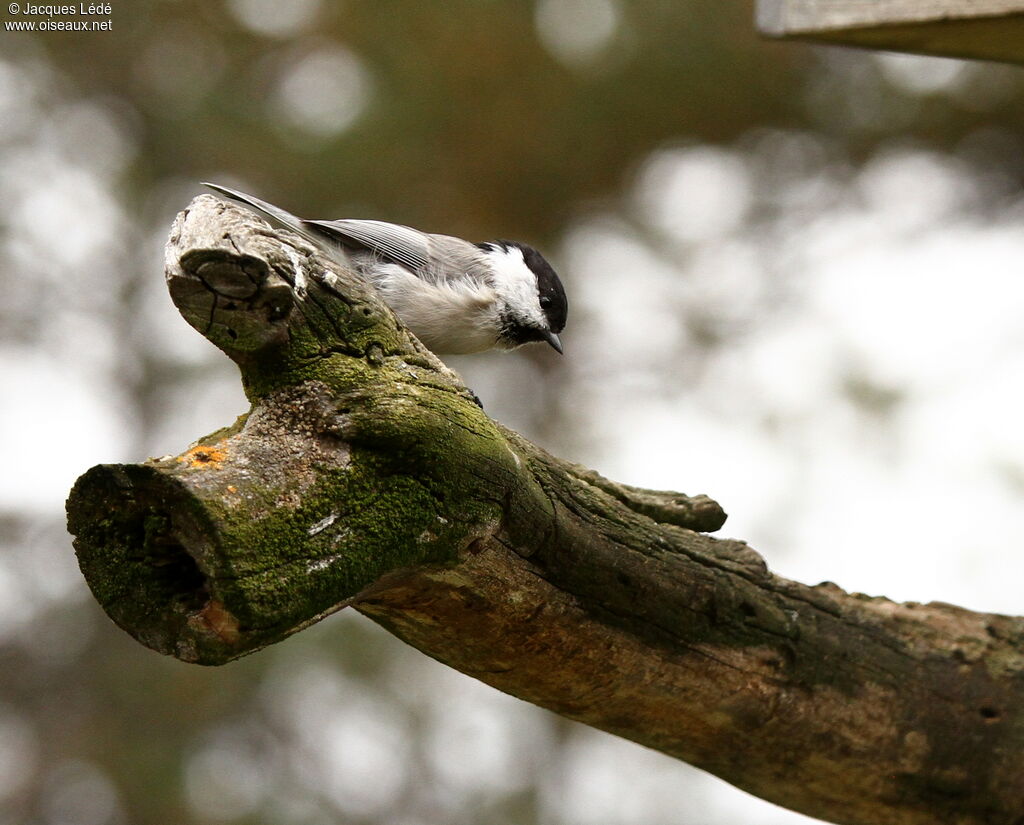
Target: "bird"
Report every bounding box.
[202,183,567,355]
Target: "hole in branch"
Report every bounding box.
[141,513,208,611]
[68,466,226,660]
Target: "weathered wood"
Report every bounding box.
[758,0,1024,63]
[66,196,1024,825]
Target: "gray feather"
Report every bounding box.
[303,219,432,272]
[204,183,491,287]
[202,182,318,245]
[306,219,491,286]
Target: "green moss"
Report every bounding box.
[198,422,506,643]
[195,413,250,447]
[67,465,223,658]
[236,294,409,403]
[71,283,523,661]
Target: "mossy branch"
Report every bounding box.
[67,196,1024,825]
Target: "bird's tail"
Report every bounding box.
[202,182,326,250]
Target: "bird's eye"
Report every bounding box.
[539,296,552,308]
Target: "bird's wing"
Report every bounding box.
[303,219,433,273]
[204,182,326,248]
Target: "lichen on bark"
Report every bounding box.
[66,196,1024,825]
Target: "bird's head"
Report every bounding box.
[478,241,567,354]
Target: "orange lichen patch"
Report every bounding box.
[189,599,240,644]
[179,445,228,467]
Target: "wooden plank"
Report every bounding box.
[758,0,1024,63]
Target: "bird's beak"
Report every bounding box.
[542,330,563,354]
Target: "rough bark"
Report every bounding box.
[66,196,1024,825]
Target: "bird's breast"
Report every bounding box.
[362,264,501,354]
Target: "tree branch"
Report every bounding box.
[66,196,1024,825]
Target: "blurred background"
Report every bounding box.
[3,1,1024,823]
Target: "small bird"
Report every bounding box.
[203,183,567,355]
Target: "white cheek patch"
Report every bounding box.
[484,246,546,328]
